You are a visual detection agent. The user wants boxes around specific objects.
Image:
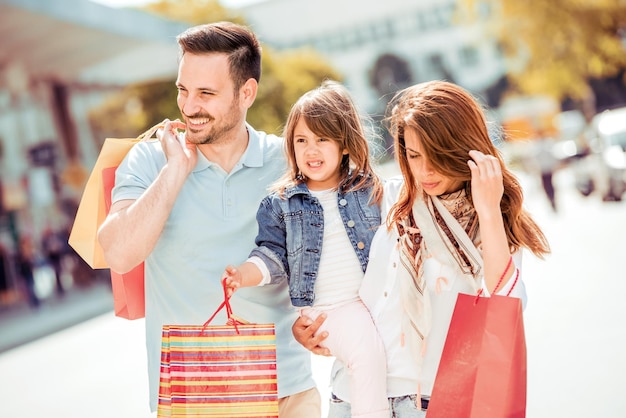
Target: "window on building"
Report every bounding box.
[459,46,479,67]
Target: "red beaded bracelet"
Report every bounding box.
[492,256,513,294]
[476,255,517,300]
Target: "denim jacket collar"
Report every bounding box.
[284,182,315,199]
[282,171,367,198]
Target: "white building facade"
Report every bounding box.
[241,0,507,115]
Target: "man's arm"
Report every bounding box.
[292,313,332,356]
[97,120,193,273]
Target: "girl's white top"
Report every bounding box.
[309,189,363,309]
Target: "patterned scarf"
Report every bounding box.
[397,188,481,341]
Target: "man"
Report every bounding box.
[98,22,319,416]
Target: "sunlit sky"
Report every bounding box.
[90,0,264,9]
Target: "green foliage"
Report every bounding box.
[88,81,179,143]
[142,0,244,25]
[461,0,626,102]
[250,47,343,135]
[89,0,342,138]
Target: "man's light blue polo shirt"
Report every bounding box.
[113,125,315,411]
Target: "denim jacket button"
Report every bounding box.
[357,241,365,249]
[347,220,356,227]
[339,198,348,206]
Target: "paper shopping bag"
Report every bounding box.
[157,323,278,417]
[427,293,527,418]
[102,166,145,320]
[110,264,145,319]
[157,287,278,417]
[68,124,163,268]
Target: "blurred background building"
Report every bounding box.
[243,0,507,115]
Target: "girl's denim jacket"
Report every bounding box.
[250,178,381,307]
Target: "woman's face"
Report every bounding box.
[404,127,464,196]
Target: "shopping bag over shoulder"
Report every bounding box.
[68,124,162,268]
[427,293,527,418]
[110,263,144,319]
[102,166,145,320]
[157,284,278,417]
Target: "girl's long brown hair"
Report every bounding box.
[386,80,549,258]
[272,80,383,205]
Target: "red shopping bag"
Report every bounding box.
[427,293,527,418]
[157,284,278,417]
[102,166,145,320]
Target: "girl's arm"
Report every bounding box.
[223,196,290,296]
[222,262,264,297]
[248,197,291,283]
[467,150,516,293]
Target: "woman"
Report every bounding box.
[381,80,550,412]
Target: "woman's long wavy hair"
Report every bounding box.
[272,80,383,205]
[386,80,549,258]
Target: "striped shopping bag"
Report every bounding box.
[157,285,278,417]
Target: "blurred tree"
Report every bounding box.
[89,82,174,139]
[252,47,343,134]
[89,0,341,141]
[143,0,244,25]
[462,0,626,109]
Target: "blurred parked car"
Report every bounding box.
[589,107,626,201]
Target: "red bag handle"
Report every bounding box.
[475,256,519,303]
[202,279,240,334]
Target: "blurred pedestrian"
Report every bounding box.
[533,129,559,211]
[0,243,9,304]
[97,22,319,416]
[17,235,39,309]
[42,226,65,296]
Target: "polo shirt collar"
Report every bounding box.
[192,123,264,173]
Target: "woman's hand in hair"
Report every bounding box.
[467,150,504,219]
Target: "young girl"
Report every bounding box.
[222,80,389,418]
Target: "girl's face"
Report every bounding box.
[404,127,463,196]
[293,118,347,191]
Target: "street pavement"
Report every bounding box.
[0,280,113,354]
[1,164,625,417]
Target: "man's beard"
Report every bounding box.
[183,101,240,145]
